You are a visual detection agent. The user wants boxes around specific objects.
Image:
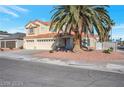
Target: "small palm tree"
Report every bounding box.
[50,5,114,52]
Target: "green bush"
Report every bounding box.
[109,47,113,52]
[103,49,111,54]
[103,47,113,54]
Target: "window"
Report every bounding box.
[28,28,34,34]
[26,40,34,42]
[37,40,42,42]
[37,40,44,42]
[37,39,55,42]
[82,38,90,47]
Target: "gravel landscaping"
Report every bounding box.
[35,50,124,63]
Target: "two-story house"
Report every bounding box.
[24,20,59,50]
[24,20,98,50]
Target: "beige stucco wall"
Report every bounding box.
[89,38,96,48]
[16,40,24,48]
[25,21,50,36]
[82,37,97,48]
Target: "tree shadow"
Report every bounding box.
[51,33,74,52]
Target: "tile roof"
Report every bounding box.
[25,20,50,28]
[0,32,11,35]
[0,33,26,40]
[24,32,98,39]
[34,20,50,26]
[24,33,57,39]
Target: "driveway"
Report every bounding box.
[0,58,124,87]
[0,49,41,60]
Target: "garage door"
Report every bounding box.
[6,41,16,48]
[1,41,5,48]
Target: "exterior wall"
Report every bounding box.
[0,35,9,39]
[16,40,24,48]
[102,42,117,51]
[35,21,50,35]
[25,21,50,36]
[96,42,103,50]
[82,37,97,49]
[96,42,117,51]
[89,38,97,49]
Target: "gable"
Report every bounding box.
[25,22,39,29]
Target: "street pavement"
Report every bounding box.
[1,50,124,74]
[0,58,124,87]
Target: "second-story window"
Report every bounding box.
[28,28,34,35]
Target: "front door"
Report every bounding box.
[65,38,73,50]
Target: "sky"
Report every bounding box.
[0,5,124,40]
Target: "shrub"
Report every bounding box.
[0,48,4,51]
[88,49,93,51]
[103,49,111,54]
[103,47,114,54]
[49,50,54,53]
[19,46,23,49]
[9,47,13,50]
[109,47,113,52]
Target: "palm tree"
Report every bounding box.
[50,5,114,52]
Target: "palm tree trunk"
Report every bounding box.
[73,32,83,52]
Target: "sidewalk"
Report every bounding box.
[0,50,124,74]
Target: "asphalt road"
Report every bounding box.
[0,58,124,87]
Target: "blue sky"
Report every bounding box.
[0,5,124,40]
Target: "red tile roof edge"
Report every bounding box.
[24,32,98,39]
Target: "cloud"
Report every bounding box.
[111,23,124,40]
[0,6,19,17]
[0,5,29,17]
[7,5,29,12]
[112,34,124,40]
[112,24,124,30]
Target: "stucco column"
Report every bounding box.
[15,40,18,48]
[4,41,6,48]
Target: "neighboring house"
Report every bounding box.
[0,33,25,49]
[24,20,98,50]
[0,31,11,39]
